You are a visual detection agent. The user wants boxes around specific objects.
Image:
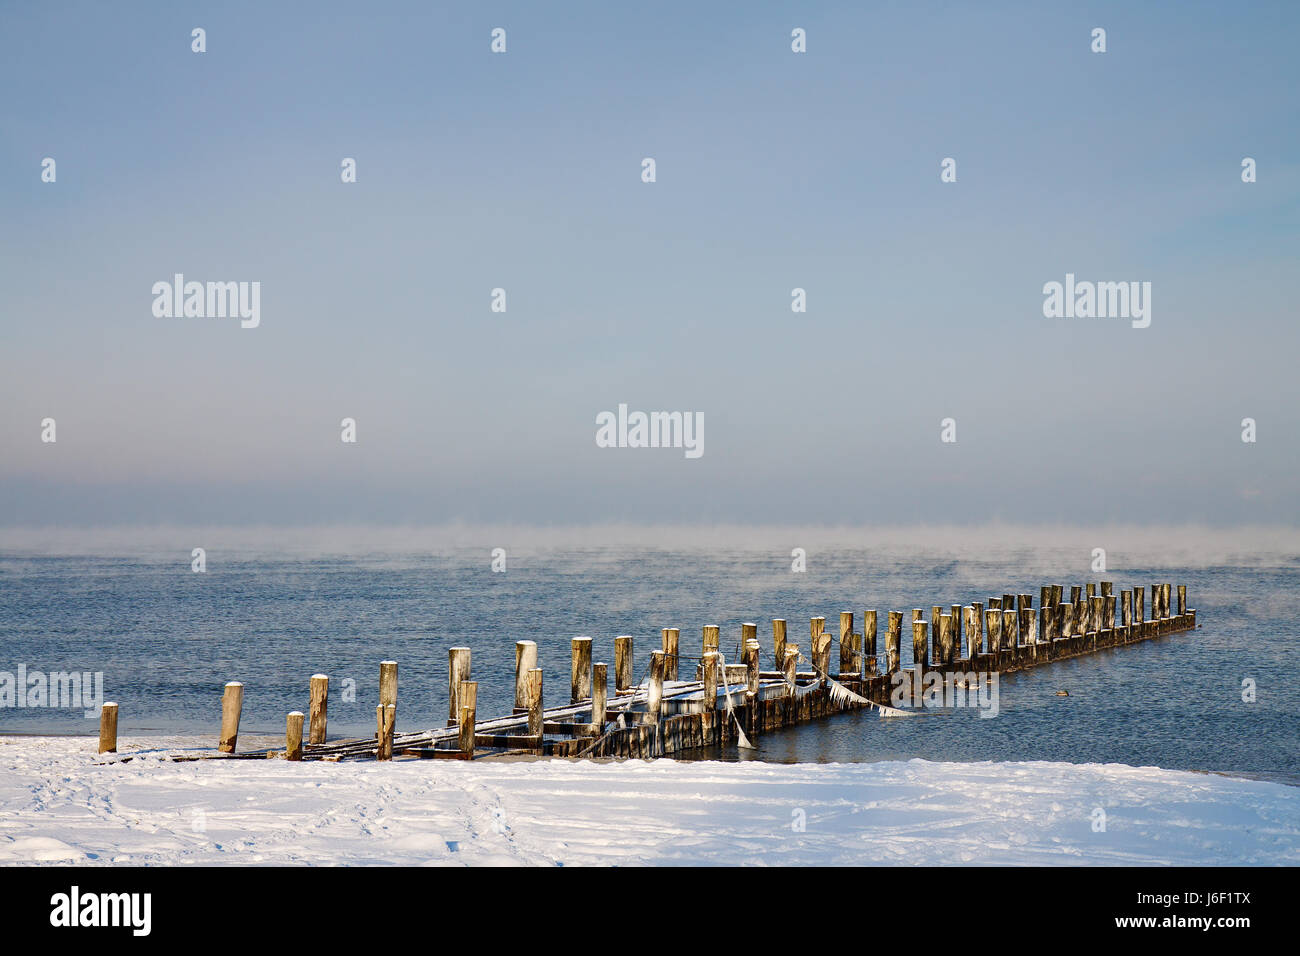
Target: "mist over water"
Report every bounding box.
[1,525,1296,784]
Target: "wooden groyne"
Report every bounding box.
[96,582,1197,761]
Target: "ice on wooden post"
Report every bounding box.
[811,617,829,684]
[781,646,798,685]
[376,705,395,760]
[309,674,328,745]
[98,701,118,754]
[744,637,761,697]
[219,682,243,754]
[526,669,543,737]
[886,612,903,673]
[515,641,537,711]
[457,682,476,754]
[647,651,664,723]
[379,660,397,734]
[286,711,304,761]
[592,663,607,727]
[772,619,787,667]
[614,636,633,692]
[448,647,471,726]
[571,637,592,703]
[703,651,719,708]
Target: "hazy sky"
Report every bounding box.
[2,1,1297,527]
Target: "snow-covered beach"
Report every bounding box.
[2,735,1296,866]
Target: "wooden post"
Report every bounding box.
[286,711,304,761]
[781,646,798,685]
[864,610,878,674]
[1177,584,1186,616]
[950,604,963,659]
[1105,595,1116,631]
[1019,607,1033,646]
[1101,581,1113,598]
[1059,601,1074,638]
[1040,586,1052,614]
[1164,583,1173,619]
[98,702,118,754]
[614,636,633,691]
[972,601,984,656]
[886,612,902,673]
[308,674,328,744]
[1002,594,1015,615]
[911,620,928,701]
[745,638,761,697]
[457,682,477,754]
[1121,589,1133,628]
[811,617,829,683]
[984,610,1001,661]
[703,651,720,708]
[988,597,1001,610]
[526,668,543,737]
[592,663,608,727]
[1135,586,1145,624]
[1036,607,1047,645]
[515,641,537,711]
[219,682,243,754]
[839,612,854,674]
[703,625,720,655]
[1089,595,1104,637]
[963,606,978,658]
[662,628,680,681]
[931,606,942,664]
[772,619,787,666]
[938,614,954,665]
[448,647,471,726]
[742,622,758,668]
[571,637,593,703]
[912,608,924,621]
[647,651,664,723]
[379,660,397,734]
[376,705,395,760]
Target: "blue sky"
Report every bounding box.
[2,1,1297,526]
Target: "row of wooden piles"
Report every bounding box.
[94,582,1195,761]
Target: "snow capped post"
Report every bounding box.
[457,682,477,755]
[938,613,954,666]
[744,635,760,698]
[647,651,664,723]
[662,628,680,681]
[309,674,328,744]
[286,711,304,761]
[98,701,118,754]
[448,647,471,727]
[592,663,607,728]
[614,636,633,692]
[703,651,719,709]
[703,625,720,656]
[219,682,243,754]
[515,641,537,712]
[911,620,928,699]
[526,669,543,738]
[742,622,758,669]
[571,637,593,704]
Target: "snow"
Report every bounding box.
[1,735,1296,866]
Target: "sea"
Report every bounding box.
[2,525,1296,785]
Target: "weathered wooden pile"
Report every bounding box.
[95,582,1196,761]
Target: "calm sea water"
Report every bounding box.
[2,532,1296,783]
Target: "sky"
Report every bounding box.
[1,0,1297,528]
